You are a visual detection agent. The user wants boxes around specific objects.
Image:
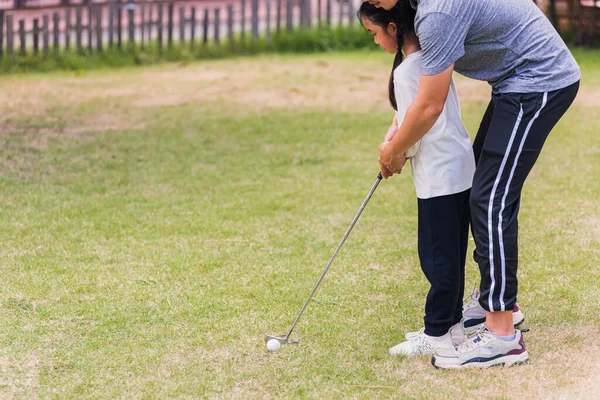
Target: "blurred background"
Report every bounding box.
[0,0,597,71]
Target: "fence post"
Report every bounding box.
[128,4,134,48]
[148,2,153,44]
[6,15,13,56]
[191,7,196,48]
[33,19,39,55]
[64,8,71,50]
[157,2,164,50]
[117,0,122,49]
[140,2,145,49]
[76,6,83,52]
[251,0,258,40]
[347,0,353,27]
[276,0,281,33]
[52,12,59,52]
[96,4,102,52]
[266,0,271,38]
[214,7,220,45]
[87,3,93,53]
[19,20,25,56]
[167,2,173,47]
[288,0,294,31]
[108,0,115,47]
[43,15,49,56]
[241,0,246,40]
[317,0,321,27]
[202,8,208,46]
[227,4,233,46]
[0,11,4,58]
[575,1,583,45]
[179,6,185,45]
[590,4,597,46]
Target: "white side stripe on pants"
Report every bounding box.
[487,106,524,312]
[497,92,548,311]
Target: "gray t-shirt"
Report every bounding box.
[414,0,581,93]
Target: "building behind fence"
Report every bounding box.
[0,0,597,59]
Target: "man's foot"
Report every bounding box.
[404,321,467,346]
[463,287,525,335]
[431,327,529,369]
[390,330,454,356]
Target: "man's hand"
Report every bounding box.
[378,141,407,178]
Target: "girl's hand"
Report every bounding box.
[379,141,407,176]
[378,157,394,179]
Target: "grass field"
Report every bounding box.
[0,49,599,398]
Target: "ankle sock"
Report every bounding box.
[498,333,516,342]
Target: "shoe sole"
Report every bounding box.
[431,352,530,369]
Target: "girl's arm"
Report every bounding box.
[378,64,454,178]
[384,114,399,143]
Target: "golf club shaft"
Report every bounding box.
[284,172,383,340]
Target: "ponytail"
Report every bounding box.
[358,0,416,111]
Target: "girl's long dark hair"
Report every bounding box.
[357,1,417,111]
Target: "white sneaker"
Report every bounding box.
[390,330,454,356]
[463,286,525,335]
[405,321,467,346]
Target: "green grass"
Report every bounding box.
[0,50,598,398]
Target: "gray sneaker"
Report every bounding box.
[431,327,529,369]
[463,287,525,335]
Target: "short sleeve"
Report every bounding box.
[393,79,418,124]
[416,12,467,76]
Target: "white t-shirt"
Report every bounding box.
[393,51,475,199]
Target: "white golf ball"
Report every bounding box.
[266,339,281,351]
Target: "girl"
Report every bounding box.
[358,1,475,356]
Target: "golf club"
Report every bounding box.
[265,172,383,345]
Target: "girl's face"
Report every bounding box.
[361,18,398,54]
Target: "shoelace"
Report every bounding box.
[457,326,489,352]
[462,282,480,310]
[408,328,425,341]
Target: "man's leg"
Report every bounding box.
[432,82,579,368]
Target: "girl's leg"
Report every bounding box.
[453,189,470,325]
[418,189,470,337]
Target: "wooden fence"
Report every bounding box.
[0,0,597,58]
[0,0,360,57]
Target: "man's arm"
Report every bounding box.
[378,64,455,178]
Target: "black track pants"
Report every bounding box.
[471,81,579,312]
[418,189,470,336]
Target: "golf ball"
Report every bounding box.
[266,339,281,351]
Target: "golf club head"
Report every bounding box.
[264,335,299,345]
